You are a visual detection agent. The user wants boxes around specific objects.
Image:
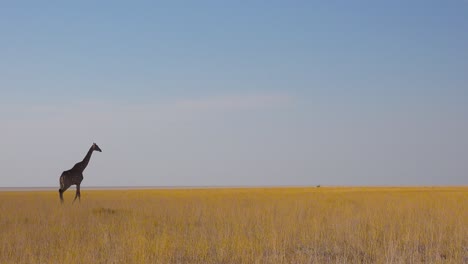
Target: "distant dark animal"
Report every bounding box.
[59,143,102,203]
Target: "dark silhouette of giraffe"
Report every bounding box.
[59,143,102,203]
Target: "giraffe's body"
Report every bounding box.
[59,143,102,203]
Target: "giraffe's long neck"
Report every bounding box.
[79,146,94,172]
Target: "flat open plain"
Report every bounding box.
[0,187,466,263]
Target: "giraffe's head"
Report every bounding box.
[93,143,102,152]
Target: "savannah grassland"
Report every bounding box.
[0,187,466,264]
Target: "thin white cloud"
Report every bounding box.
[169,93,294,112]
[0,92,294,121]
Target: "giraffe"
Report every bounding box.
[59,143,102,203]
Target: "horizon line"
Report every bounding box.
[1,185,467,192]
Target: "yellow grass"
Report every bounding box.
[0,187,466,263]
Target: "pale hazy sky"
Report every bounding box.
[1,1,467,187]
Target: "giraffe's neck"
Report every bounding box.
[79,146,94,172]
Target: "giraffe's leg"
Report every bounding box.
[59,174,67,203]
[77,185,81,201]
[73,184,81,203]
[59,189,63,203]
[59,176,63,202]
[59,184,71,203]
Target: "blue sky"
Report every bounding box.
[1,1,467,186]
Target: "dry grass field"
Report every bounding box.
[0,187,466,263]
